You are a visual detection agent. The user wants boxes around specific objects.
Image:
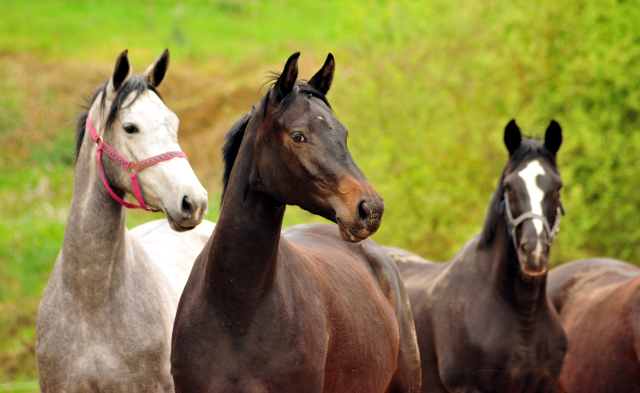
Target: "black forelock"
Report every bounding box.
[105,75,161,129]
[262,72,332,118]
[479,137,559,248]
[74,75,160,162]
[505,138,557,173]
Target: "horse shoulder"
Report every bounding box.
[280,224,406,386]
[39,233,181,388]
[430,236,518,390]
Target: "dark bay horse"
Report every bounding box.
[36,50,212,392]
[547,258,640,392]
[385,120,567,393]
[170,53,421,392]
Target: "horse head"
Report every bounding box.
[502,119,563,276]
[85,50,208,231]
[222,52,384,242]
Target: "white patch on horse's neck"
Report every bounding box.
[518,159,546,235]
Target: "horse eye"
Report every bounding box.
[292,133,306,143]
[124,124,139,134]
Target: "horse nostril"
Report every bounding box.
[357,200,370,222]
[181,195,193,217]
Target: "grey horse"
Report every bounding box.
[36,49,213,392]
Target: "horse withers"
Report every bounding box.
[385,120,567,392]
[547,258,640,392]
[36,50,213,392]
[170,52,421,392]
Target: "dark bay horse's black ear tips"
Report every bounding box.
[545,120,562,155]
[309,53,335,95]
[504,119,522,156]
[111,49,132,92]
[276,52,301,99]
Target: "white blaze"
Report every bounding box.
[517,160,546,236]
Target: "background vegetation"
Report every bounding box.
[1,0,639,389]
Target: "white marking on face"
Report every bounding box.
[317,116,324,120]
[518,160,546,236]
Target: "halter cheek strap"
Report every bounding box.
[502,191,565,251]
[86,117,187,211]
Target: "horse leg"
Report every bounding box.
[386,319,422,393]
[385,274,422,392]
[419,364,448,393]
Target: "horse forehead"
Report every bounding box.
[308,99,342,131]
[122,91,178,130]
[516,160,546,208]
[517,159,546,181]
[285,94,329,117]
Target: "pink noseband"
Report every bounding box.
[86,117,187,211]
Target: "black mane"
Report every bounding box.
[220,77,332,204]
[479,138,558,247]
[74,75,160,161]
[221,107,255,205]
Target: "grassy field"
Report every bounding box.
[1,0,640,388]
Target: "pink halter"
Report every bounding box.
[87,117,187,211]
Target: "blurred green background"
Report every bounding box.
[1,0,639,389]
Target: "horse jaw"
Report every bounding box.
[337,219,369,243]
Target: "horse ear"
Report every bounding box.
[107,50,132,96]
[275,52,300,100]
[143,49,170,87]
[309,53,335,95]
[504,119,521,156]
[544,120,562,155]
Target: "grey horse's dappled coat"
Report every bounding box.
[36,50,211,392]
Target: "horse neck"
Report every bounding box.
[59,126,133,310]
[202,128,285,323]
[480,209,547,328]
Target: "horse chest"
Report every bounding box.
[39,318,172,392]
[441,338,559,393]
[435,296,564,393]
[173,294,328,392]
[37,280,173,391]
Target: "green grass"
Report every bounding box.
[2,0,640,383]
[0,380,38,392]
[0,0,348,65]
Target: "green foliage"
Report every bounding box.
[1,0,640,383]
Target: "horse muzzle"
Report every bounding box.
[165,192,208,232]
[517,236,550,276]
[336,195,384,243]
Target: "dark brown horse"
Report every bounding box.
[170,53,421,393]
[385,120,567,393]
[547,258,640,392]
